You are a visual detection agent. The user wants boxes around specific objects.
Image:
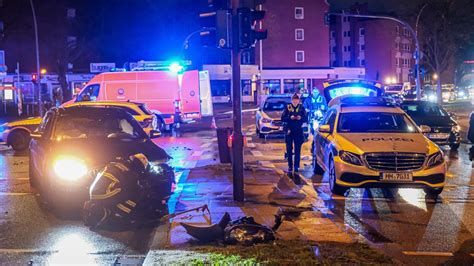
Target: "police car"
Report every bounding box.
[312,96,446,197]
[256,95,309,139]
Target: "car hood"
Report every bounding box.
[49,138,170,169]
[337,133,431,154]
[409,116,456,127]
[262,110,283,120]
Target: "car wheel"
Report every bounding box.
[424,187,443,198]
[9,130,30,151]
[328,156,348,196]
[312,155,324,175]
[449,143,460,151]
[28,157,39,189]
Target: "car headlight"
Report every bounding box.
[426,151,444,168]
[428,94,437,102]
[452,125,461,132]
[458,91,465,97]
[339,150,363,166]
[261,118,272,123]
[53,157,88,181]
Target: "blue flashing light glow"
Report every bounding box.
[169,62,184,74]
[328,86,378,99]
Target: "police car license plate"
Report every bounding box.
[381,173,413,182]
[427,133,449,139]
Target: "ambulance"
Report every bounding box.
[68,62,213,131]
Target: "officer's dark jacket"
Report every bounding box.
[281,103,308,135]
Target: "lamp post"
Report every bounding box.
[329,13,422,100]
[29,0,42,116]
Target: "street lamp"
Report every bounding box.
[29,0,42,116]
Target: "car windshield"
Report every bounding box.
[263,97,306,111]
[53,113,146,140]
[338,112,418,133]
[401,103,449,117]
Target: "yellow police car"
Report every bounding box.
[0,101,159,151]
[312,96,446,197]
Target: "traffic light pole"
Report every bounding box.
[231,0,245,202]
[29,0,42,116]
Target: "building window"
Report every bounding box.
[295,29,304,41]
[395,42,399,49]
[360,44,365,51]
[347,31,351,37]
[343,16,348,22]
[242,80,252,96]
[396,26,400,34]
[332,46,336,52]
[344,46,347,52]
[332,61,337,66]
[295,7,304,19]
[396,58,400,66]
[263,79,282,94]
[67,8,76,18]
[404,27,409,36]
[295,50,305,63]
[284,79,305,94]
[241,51,251,64]
[331,31,336,38]
[343,32,347,37]
[359,28,365,36]
[360,59,365,66]
[348,45,351,52]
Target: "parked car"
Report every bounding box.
[0,101,160,152]
[29,106,165,213]
[401,100,461,150]
[256,95,309,139]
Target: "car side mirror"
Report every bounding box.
[419,125,431,133]
[149,130,161,139]
[30,132,42,139]
[318,124,331,134]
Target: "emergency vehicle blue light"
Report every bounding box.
[169,62,184,73]
[328,86,377,99]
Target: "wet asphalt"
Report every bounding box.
[0,105,473,265]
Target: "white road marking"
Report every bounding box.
[222,108,258,115]
[259,161,275,168]
[191,151,203,157]
[402,251,453,257]
[246,143,256,148]
[250,150,263,157]
[0,192,32,196]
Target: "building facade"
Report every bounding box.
[330,4,415,85]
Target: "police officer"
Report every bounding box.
[83,153,173,230]
[281,93,307,173]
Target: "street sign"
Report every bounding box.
[90,63,116,73]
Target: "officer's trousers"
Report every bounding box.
[285,133,303,171]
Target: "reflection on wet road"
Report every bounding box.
[312,145,474,264]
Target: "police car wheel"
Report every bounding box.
[423,187,443,198]
[9,130,30,151]
[328,156,348,196]
[312,156,324,175]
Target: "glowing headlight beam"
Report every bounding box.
[53,157,88,181]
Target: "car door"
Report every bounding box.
[30,111,55,179]
[316,109,337,167]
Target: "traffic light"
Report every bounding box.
[238,1,267,49]
[200,1,232,49]
[31,74,37,83]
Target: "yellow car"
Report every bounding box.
[0,101,159,151]
[312,96,446,197]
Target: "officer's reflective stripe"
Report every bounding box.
[126,200,136,207]
[103,172,119,183]
[117,203,131,213]
[91,188,121,200]
[112,162,129,172]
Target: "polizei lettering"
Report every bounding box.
[361,137,415,142]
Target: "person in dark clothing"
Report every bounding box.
[281,93,308,173]
[468,112,474,160]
